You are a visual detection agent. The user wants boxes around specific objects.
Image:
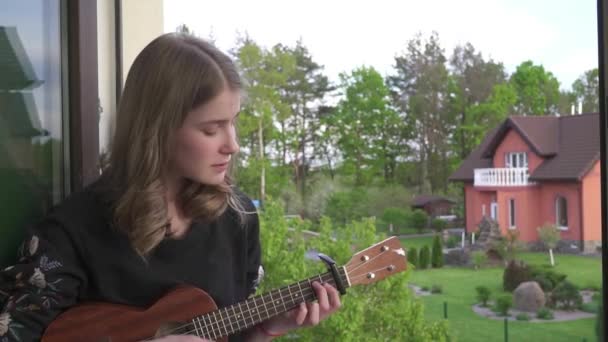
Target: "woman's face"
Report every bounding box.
[169,88,240,186]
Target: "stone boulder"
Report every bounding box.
[513,281,546,312]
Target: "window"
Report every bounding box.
[505,152,528,168]
[508,198,516,229]
[0,0,64,267]
[555,196,568,230]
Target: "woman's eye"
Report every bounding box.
[201,127,218,136]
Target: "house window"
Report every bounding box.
[555,196,568,230]
[505,152,528,168]
[508,198,516,229]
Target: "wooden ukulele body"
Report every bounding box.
[42,286,226,342]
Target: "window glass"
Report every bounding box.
[0,0,63,267]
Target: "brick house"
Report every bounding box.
[449,113,601,252]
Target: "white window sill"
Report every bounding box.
[557,226,568,231]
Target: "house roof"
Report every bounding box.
[412,195,456,208]
[449,113,600,182]
[0,26,41,90]
[0,92,44,138]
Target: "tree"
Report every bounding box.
[332,66,405,185]
[431,235,443,268]
[537,223,561,266]
[232,37,295,202]
[572,68,599,113]
[509,61,561,115]
[389,32,453,193]
[448,43,508,159]
[410,209,428,233]
[276,41,332,203]
[418,245,431,269]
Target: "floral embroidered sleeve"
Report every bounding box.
[0,221,86,342]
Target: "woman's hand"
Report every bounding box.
[260,281,341,336]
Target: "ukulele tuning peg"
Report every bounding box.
[360,255,369,262]
[380,245,389,252]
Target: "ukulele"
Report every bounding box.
[41,236,407,342]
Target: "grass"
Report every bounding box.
[399,236,434,251]
[409,253,602,342]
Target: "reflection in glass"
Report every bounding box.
[0,1,62,267]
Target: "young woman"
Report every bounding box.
[0,33,340,342]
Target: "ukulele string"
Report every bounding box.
[346,265,398,283]
[144,273,336,339]
[345,249,388,275]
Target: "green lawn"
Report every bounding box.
[399,236,434,251]
[410,253,602,342]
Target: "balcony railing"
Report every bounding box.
[474,167,534,187]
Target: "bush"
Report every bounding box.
[381,207,410,233]
[495,294,513,316]
[530,266,567,291]
[581,302,599,313]
[472,251,487,270]
[431,284,443,294]
[445,235,459,248]
[516,313,530,321]
[419,245,431,269]
[475,286,491,307]
[551,280,582,310]
[431,235,444,268]
[421,285,430,292]
[259,200,449,341]
[407,247,418,268]
[410,209,428,233]
[431,217,447,232]
[503,260,532,291]
[536,307,554,320]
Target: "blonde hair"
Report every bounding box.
[102,33,244,256]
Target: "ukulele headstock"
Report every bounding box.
[344,236,407,286]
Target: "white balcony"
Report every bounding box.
[474,167,534,187]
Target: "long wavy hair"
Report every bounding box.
[102,33,244,256]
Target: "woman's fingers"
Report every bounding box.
[324,283,341,312]
[313,281,330,311]
[295,301,308,325]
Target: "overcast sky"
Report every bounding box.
[164,0,598,90]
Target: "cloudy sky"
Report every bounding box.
[165,0,598,90]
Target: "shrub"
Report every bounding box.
[530,266,567,291]
[381,207,410,233]
[445,235,459,248]
[421,285,430,292]
[536,307,554,320]
[419,245,431,269]
[516,313,530,321]
[431,235,444,268]
[495,294,513,316]
[503,260,532,291]
[472,251,487,270]
[410,209,428,233]
[475,286,491,307]
[581,302,599,313]
[431,284,443,294]
[551,280,582,310]
[407,247,418,268]
[431,217,447,232]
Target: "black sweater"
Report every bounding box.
[0,183,262,342]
